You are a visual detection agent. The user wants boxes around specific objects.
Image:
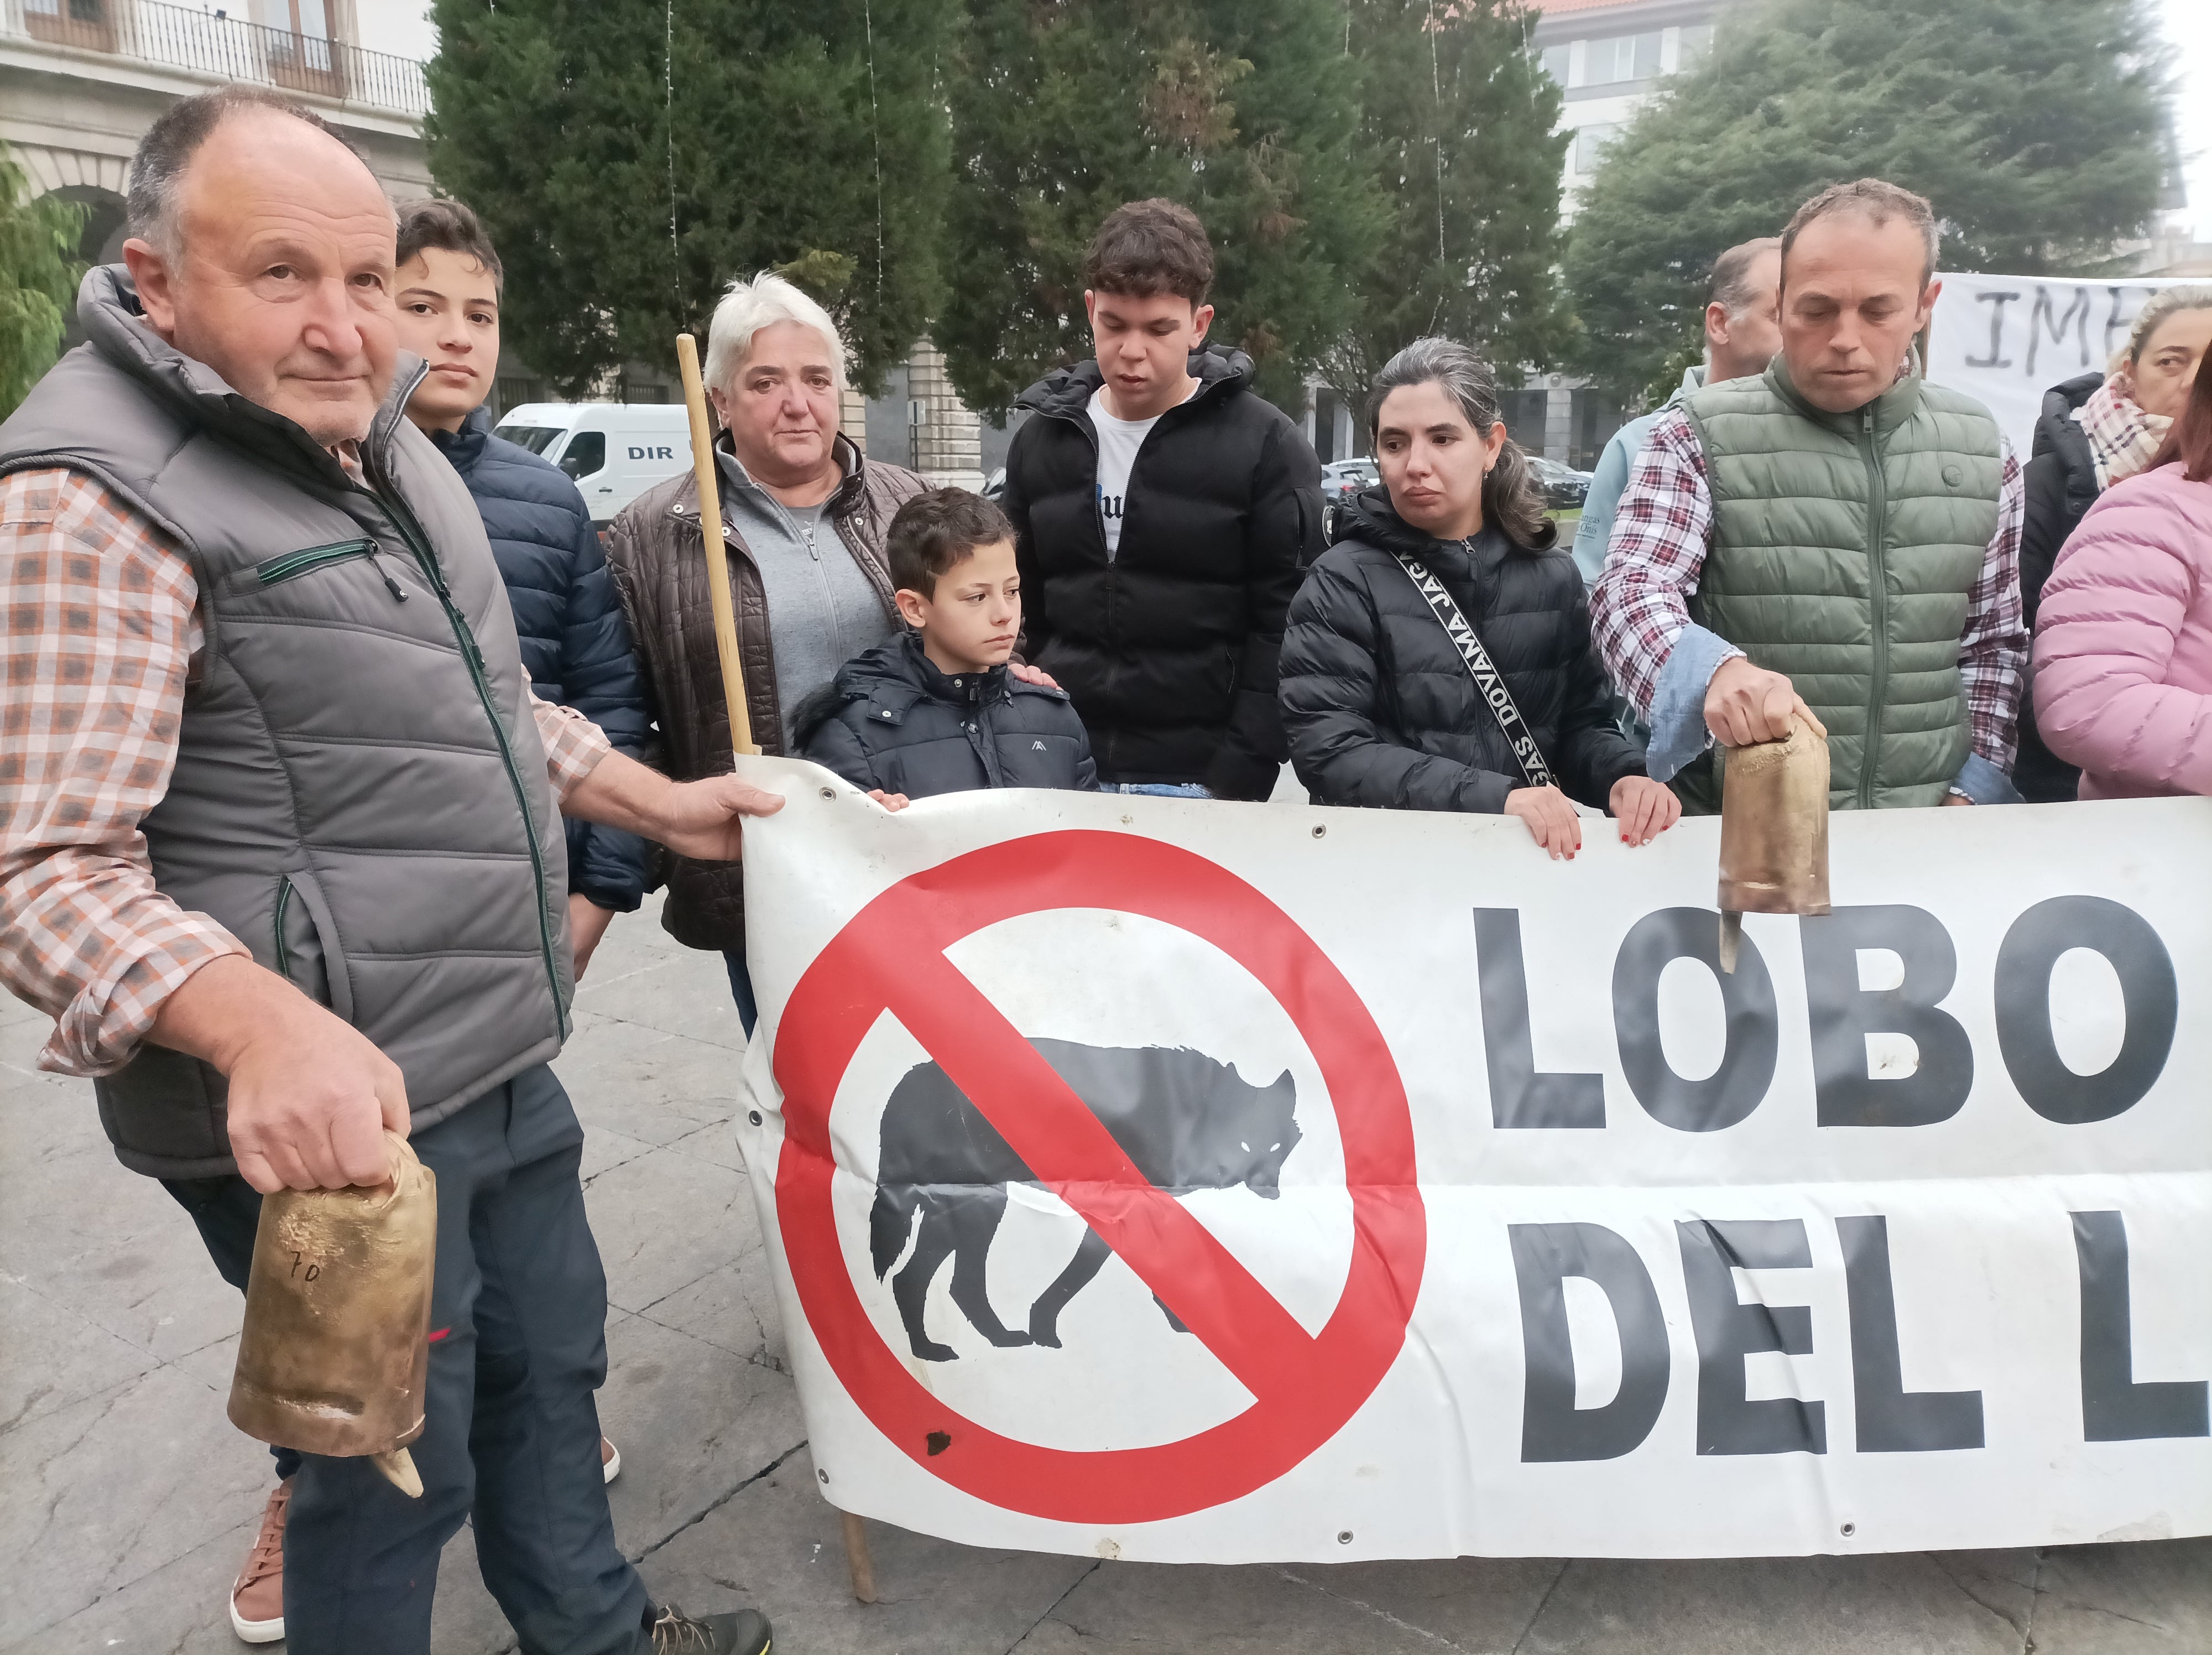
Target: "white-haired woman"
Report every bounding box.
[606,272,924,1031]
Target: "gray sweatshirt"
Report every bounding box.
[715,449,896,748]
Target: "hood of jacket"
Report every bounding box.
[1333,485,1524,573]
[828,631,1012,719]
[1015,343,1255,421]
[2033,369,2103,488]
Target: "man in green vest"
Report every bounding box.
[1590,178,2026,812]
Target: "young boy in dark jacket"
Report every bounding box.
[799,488,1097,799]
[391,199,653,979]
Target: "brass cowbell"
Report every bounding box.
[1716,714,1832,972]
[228,1132,437,1497]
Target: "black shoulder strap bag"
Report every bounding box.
[1388,546,1554,790]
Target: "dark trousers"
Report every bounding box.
[164,1065,650,1655]
[723,950,758,1038]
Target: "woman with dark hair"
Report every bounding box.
[2032,339,2212,800]
[1280,337,1679,857]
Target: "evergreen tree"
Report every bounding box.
[424,0,954,395]
[1326,0,1571,413]
[0,144,85,419]
[1564,0,2171,405]
[937,0,1377,417]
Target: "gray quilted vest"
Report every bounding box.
[0,267,571,1178]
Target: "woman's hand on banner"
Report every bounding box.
[1610,776,1683,846]
[867,789,912,813]
[1506,784,1583,859]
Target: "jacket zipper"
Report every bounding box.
[371,483,567,1036]
[255,537,411,601]
[1858,407,1888,810]
[273,875,293,978]
[257,539,373,585]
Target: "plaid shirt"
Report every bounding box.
[1,467,611,1080]
[1590,405,2026,787]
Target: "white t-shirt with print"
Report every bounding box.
[1088,382,1196,560]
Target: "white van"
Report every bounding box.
[494,403,693,525]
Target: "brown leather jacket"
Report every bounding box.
[605,431,925,951]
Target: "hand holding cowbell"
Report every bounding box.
[228,1132,437,1496]
[1717,712,1832,973]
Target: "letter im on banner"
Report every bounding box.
[1928,272,2172,456]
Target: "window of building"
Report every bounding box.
[556,431,607,481]
[1574,123,1623,178]
[1541,43,1571,87]
[1583,30,1662,87]
[24,0,116,50]
[1679,24,1714,66]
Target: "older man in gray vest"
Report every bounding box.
[0,89,773,1655]
[1592,178,2027,814]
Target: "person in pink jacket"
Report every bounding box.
[2034,353,2212,800]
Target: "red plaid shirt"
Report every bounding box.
[1590,406,2026,782]
[1,468,611,1079]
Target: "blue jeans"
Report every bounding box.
[1100,782,1214,799]
[164,1068,650,1654]
[724,950,758,1038]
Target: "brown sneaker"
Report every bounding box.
[229,1477,289,1644]
[602,1435,621,1484]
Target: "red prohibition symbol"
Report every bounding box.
[772,830,1427,1524]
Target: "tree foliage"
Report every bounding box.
[0,145,85,419]
[1325,0,1571,410]
[424,0,954,395]
[936,0,1378,416]
[1564,0,2171,405]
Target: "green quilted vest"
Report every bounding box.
[1676,359,2001,813]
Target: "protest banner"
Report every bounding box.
[732,758,2212,1564]
[1927,273,2172,456]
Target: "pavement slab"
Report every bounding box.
[7,908,2210,1655]
[0,1273,159,1438]
[0,1362,274,1647]
[2028,1539,2212,1653]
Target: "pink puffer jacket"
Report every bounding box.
[2033,461,2212,799]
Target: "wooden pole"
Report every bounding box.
[840,1510,878,1604]
[674,333,760,757]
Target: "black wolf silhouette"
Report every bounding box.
[867,1040,1300,1362]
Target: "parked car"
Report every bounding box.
[494,403,692,526]
[1527,455,1592,512]
[1319,457,1380,538]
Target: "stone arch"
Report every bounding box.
[46,184,130,264]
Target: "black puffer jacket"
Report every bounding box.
[1281,491,1645,813]
[2016,371,2101,804]
[796,632,1097,798]
[431,405,653,909]
[1003,346,1323,799]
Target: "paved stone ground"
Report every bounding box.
[4,909,2208,1654]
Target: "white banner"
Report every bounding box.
[1927,272,2173,456]
[731,758,2212,1563]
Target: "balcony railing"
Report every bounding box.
[7,0,429,117]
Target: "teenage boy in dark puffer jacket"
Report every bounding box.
[799,488,1097,800]
[392,199,653,979]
